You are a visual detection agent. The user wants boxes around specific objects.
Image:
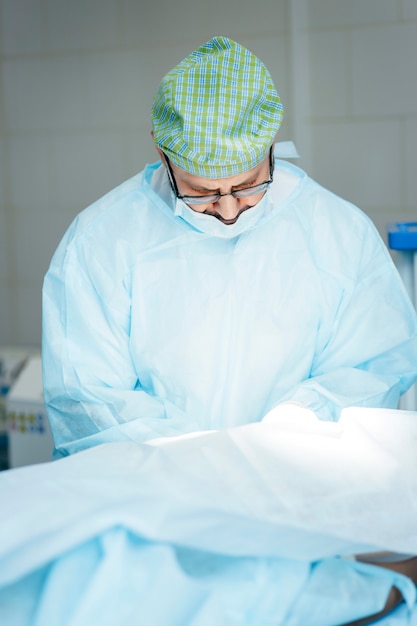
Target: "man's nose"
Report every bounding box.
[215,193,241,221]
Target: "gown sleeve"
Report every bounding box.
[274,214,417,422]
[42,217,200,458]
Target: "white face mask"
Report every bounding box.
[173,190,272,239]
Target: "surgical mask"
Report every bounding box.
[173,190,272,239]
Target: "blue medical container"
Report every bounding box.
[388,221,417,250]
[388,222,417,410]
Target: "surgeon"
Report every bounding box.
[42,35,417,452]
[42,36,417,622]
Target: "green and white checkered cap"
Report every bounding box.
[152,36,283,178]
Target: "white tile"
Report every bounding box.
[196,0,288,38]
[373,209,417,245]
[405,118,417,211]
[0,139,5,206]
[0,287,13,345]
[125,126,156,176]
[121,0,287,48]
[50,132,127,211]
[85,45,223,131]
[45,0,121,51]
[3,56,87,131]
[309,120,402,210]
[309,30,349,118]
[0,144,11,284]
[0,209,10,282]
[308,0,398,28]
[0,0,43,56]
[84,50,159,130]
[352,24,417,116]
[8,136,52,207]
[122,0,205,45]
[403,0,417,20]
[15,285,42,348]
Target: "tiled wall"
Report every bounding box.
[0,0,416,347]
[306,0,417,237]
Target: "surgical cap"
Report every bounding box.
[151,36,284,178]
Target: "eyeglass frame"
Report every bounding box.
[163,147,274,206]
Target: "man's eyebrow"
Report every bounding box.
[189,183,221,193]
[189,174,259,194]
[232,175,259,189]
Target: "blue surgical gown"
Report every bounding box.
[42,158,417,456]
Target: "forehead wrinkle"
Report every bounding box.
[190,175,258,193]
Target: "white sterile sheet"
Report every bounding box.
[0,406,416,626]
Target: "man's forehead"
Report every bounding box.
[171,154,267,189]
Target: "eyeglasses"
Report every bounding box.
[164,147,274,206]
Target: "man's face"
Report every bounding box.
[162,150,273,225]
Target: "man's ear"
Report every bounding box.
[155,146,165,162]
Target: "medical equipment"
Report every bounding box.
[6,355,53,467]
